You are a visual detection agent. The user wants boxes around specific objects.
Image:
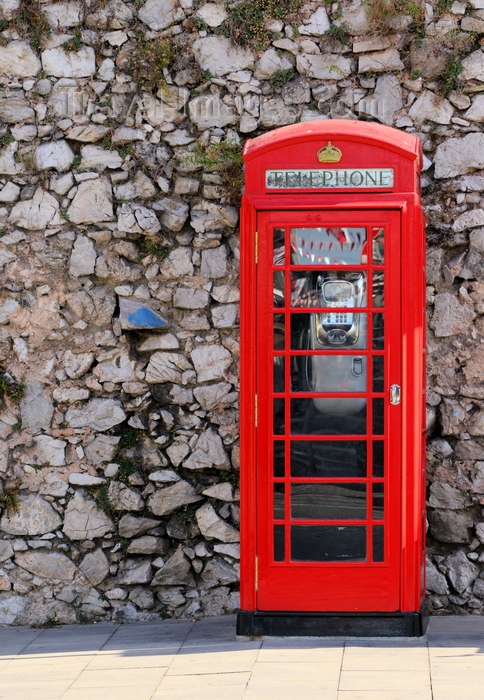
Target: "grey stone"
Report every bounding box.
[39,473,69,498]
[148,480,203,517]
[296,54,352,80]
[145,352,192,383]
[409,91,453,125]
[200,246,228,279]
[358,48,404,73]
[108,481,144,512]
[20,381,54,435]
[462,49,484,80]
[117,202,161,234]
[434,133,484,179]
[43,2,83,28]
[0,182,20,203]
[298,6,330,35]
[259,96,300,128]
[429,483,467,510]
[0,143,24,176]
[80,145,123,171]
[196,503,239,543]
[359,74,402,126]
[79,548,109,585]
[63,491,115,540]
[428,510,473,543]
[430,293,476,337]
[119,298,168,331]
[0,41,40,76]
[65,398,126,431]
[455,439,484,460]
[118,514,161,538]
[0,92,35,122]
[191,345,232,382]
[84,434,120,465]
[183,429,230,470]
[153,198,189,232]
[9,188,61,230]
[41,46,96,78]
[453,208,484,232]
[15,551,77,580]
[446,550,479,594]
[85,0,133,29]
[65,286,116,327]
[24,435,66,467]
[190,200,238,233]
[193,37,253,77]
[0,495,62,536]
[201,556,238,585]
[159,247,194,280]
[212,303,238,328]
[202,483,237,502]
[129,586,155,609]
[0,541,13,563]
[63,350,95,379]
[118,558,152,585]
[464,95,484,122]
[173,288,209,309]
[254,48,293,80]
[65,123,110,142]
[69,235,97,277]
[127,536,167,555]
[68,473,106,487]
[67,177,114,224]
[193,382,238,411]
[196,2,227,27]
[426,559,450,595]
[35,140,75,172]
[138,0,184,30]
[93,350,136,384]
[114,172,156,200]
[189,94,237,129]
[151,545,193,585]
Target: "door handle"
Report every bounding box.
[390,384,401,405]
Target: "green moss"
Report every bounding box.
[130,33,176,93]
[222,0,303,49]
[0,367,26,404]
[188,139,243,206]
[270,68,295,86]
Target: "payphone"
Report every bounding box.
[237,121,427,637]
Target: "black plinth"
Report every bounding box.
[237,607,429,638]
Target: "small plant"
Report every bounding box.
[14,0,51,50]
[31,462,49,471]
[11,422,21,432]
[71,155,81,168]
[0,131,14,148]
[62,30,83,52]
[436,0,453,13]
[59,209,69,220]
[138,237,169,260]
[113,535,130,552]
[328,23,349,43]
[441,55,464,96]
[101,134,114,150]
[176,503,198,524]
[0,482,21,515]
[188,139,243,206]
[116,456,139,483]
[201,69,212,82]
[36,612,60,628]
[0,367,26,403]
[88,483,113,516]
[270,68,295,86]
[221,0,303,49]
[0,19,9,31]
[119,143,132,158]
[130,33,175,93]
[74,607,91,624]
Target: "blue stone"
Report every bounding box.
[127,307,168,328]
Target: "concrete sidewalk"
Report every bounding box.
[0,615,482,700]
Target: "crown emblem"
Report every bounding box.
[317,142,342,163]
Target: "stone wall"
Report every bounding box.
[0,0,483,624]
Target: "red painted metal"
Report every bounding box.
[239,120,425,617]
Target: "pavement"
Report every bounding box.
[0,615,482,700]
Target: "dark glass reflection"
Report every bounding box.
[372,271,384,308]
[274,313,285,350]
[274,525,285,561]
[290,270,366,311]
[291,399,367,435]
[274,271,285,307]
[372,227,384,263]
[290,441,366,478]
[373,483,384,520]
[373,525,384,562]
[373,398,384,435]
[274,399,284,435]
[274,441,285,477]
[372,440,384,477]
[291,525,367,562]
[373,313,384,350]
[274,483,285,519]
[373,355,384,393]
[291,353,367,393]
[274,356,284,392]
[291,483,366,520]
[290,228,367,266]
[273,228,285,266]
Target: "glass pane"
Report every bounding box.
[373,313,384,350]
[373,483,384,520]
[373,525,384,562]
[372,227,384,263]
[274,525,285,561]
[274,483,285,519]
[291,483,366,520]
[291,525,367,562]
[373,398,384,435]
[274,356,285,392]
[273,228,285,266]
[274,441,285,477]
[274,399,284,435]
[292,354,367,393]
[291,440,366,478]
[373,441,384,477]
[274,271,285,307]
[291,313,367,351]
[290,271,366,310]
[274,313,285,350]
[291,228,367,266]
[372,271,384,308]
[373,356,384,393]
[291,399,367,435]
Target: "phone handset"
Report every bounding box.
[315,277,361,346]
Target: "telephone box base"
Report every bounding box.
[236,608,429,638]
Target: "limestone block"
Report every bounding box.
[254,48,293,80]
[195,503,239,542]
[93,350,136,384]
[145,352,192,383]
[173,288,210,309]
[63,350,94,379]
[259,96,300,128]
[63,491,115,540]
[84,434,120,466]
[434,133,484,179]
[446,550,479,594]
[79,548,109,586]
[68,474,106,487]
[108,481,144,512]
[195,3,227,26]
[153,198,189,232]
[297,54,352,80]
[19,380,54,435]
[298,6,330,35]
[193,37,253,77]
[151,545,194,585]
[183,428,230,470]
[200,246,228,279]
[15,552,77,580]
[428,509,473,543]
[118,514,161,538]
[159,247,194,280]
[65,398,126,431]
[119,298,168,331]
[69,235,97,277]
[67,177,114,224]
[85,0,133,28]
[201,557,238,585]
[138,0,184,29]
[408,91,453,125]
[117,558,152,585]
[148,480,202,517]
[430,292,476,337]
[114,172,156,200]
[426,559,450,595]
[0,92,34,122]
[9,188,62,230]
[41,46,96,78]
[43,2,83,28]
[189,94,237,129]
[0,495,62,536]
[24,435,66,467]
[0,41,40,76]
[193,382,238,411]
[117,202,161,234]
[191,344,232,382]
[79,145,123,171]
[429,483,467,510]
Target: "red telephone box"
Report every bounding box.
[237,120,427,637]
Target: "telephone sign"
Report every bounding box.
[237,121,427,637]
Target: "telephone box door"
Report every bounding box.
[256,209,402,612]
